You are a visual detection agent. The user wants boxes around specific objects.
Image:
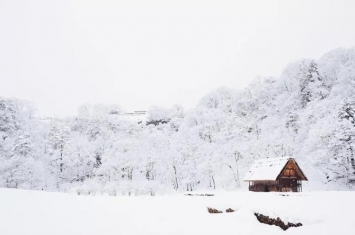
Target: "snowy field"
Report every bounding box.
[1,189,354,235]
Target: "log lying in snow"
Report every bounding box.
[207,207,223,213]
[185,193,214,196]
[254,213,302,231]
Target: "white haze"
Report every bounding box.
[1,0,355,117]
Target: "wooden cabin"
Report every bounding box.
[244,157,308,192]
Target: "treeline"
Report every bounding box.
[1,47,355,195]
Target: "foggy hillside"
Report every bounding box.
[1,47,355,195]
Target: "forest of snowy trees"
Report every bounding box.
[1,47,355,195]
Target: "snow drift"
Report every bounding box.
[0,189,354,235]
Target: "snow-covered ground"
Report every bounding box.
[0,188,354,235]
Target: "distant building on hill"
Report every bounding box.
[123,111,147,123]
[244,157,308,192]
[124,111,147,116]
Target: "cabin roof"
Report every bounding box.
[243,157,307,181]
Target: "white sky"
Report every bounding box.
[1,0,355,117]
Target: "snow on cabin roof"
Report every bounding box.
[243,157,290,181]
